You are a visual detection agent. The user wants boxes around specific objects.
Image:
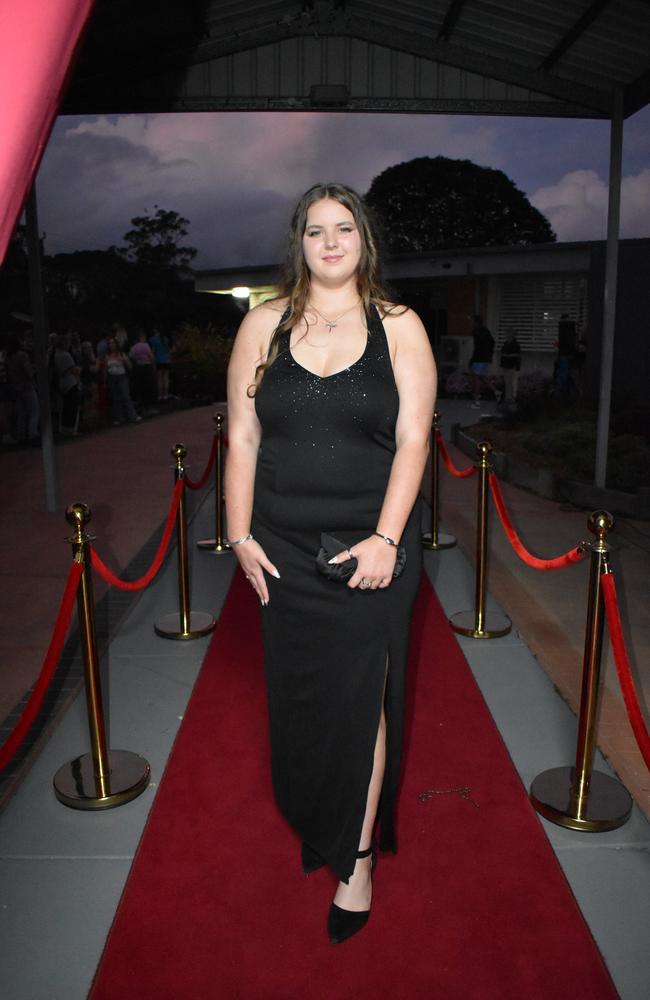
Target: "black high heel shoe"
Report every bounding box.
[301,841,326,874]
[327,845,376,945]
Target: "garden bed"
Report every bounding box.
[453,399,650,519]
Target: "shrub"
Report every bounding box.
[464,398,650,492]
[516,370,551,400]
[172,322,233,371]
[169,322,233,403]
[443,369,472,397]
[443,368,503,398]
[606,434,650,491]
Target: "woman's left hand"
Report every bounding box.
[328,535,397,591]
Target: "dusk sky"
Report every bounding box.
[36,106,650,270]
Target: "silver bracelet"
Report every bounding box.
[227,532,253,546]
[373,530,399,547]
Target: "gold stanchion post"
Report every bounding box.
[421,412,456,551]
[154,444,216,640]
[530,511,632,831]
[197,412,231,554]
[449,441,511,639]
[53,503,151,809]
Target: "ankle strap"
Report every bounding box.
[356,845,373,859]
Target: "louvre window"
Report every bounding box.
[496,275,588,351]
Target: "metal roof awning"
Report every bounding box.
[62,0,650,120]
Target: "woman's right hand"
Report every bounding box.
[233,539,280,606]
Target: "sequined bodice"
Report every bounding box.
[253,306,399,536]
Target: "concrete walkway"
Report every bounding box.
[0,402,649,999]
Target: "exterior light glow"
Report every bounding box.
[232,286,250,298]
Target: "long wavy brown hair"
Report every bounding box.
[249,182,398,394]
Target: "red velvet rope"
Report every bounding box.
[184,435,218,491]
[489,473,585,571]
[602,572,650,771]
[90,479,183,591]
[0,561,83,771]
[435,430,476,479]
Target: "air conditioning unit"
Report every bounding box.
[438,336,472,369]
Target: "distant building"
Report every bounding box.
[195,238,650,404]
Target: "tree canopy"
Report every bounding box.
[365,156,555,254]
[120,206,197,269]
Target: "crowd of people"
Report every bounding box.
[0,323,175,445]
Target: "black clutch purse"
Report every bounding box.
[316,532,406,583]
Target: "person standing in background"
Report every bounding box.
[149,328,172,401]
[79,339,99,422]
[95,330,109,361]
[7,331,40,443]
[51,332,81,436]
[570,331,587,396]
[112,323,130,353]
[129,330,158,414]
[555,313,576,395]
[469,314,496,408]
[499,329,521,406]
[100,337,141,426]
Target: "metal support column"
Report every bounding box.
[25,184,57,511]
[594,86,624,489]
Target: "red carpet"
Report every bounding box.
[90,572,617,999]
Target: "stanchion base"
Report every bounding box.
[449,609,512,639]
[530,766,632,832]
[154,611,215,640]
[196,538,232,554]
[53,750,151,810]
[421,532,457,551]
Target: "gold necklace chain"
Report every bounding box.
[307,300,361,333]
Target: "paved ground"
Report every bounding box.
[0,400,648,999]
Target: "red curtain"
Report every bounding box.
[0,0,94,263]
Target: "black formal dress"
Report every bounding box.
[253,305,422,883]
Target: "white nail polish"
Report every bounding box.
[273,570,281,579]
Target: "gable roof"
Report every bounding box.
[62,0,650,119]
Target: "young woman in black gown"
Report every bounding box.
[226,184,436,944]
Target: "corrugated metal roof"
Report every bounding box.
[63,0,650,118]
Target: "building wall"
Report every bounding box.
[447,277,486,337]
[196,240,650,405]
[585,241,650,409]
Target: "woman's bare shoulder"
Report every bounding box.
[232,298,287,363]
[247,296,287,322]
[238,297,285,336]
[380,302,427,339]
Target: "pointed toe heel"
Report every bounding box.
[327,844,375,944]
[327,902,370,944]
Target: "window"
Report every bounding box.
[496,274,588,351]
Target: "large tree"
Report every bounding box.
[365,156,555,253]
[120,206,197,269]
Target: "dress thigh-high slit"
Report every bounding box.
[252,305,422,884]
